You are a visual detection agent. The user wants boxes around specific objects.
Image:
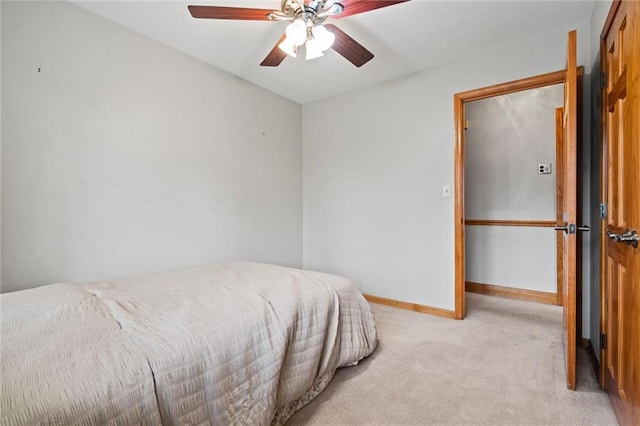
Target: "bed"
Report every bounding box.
[0,261,377,425]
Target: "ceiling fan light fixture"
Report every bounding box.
[189,0,410,68]
[312,25,335,51]
[278,37,298,57]
[285,19,307,46]
[305,38,324,60]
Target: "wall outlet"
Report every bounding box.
[537,163,552,175]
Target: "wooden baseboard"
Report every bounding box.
[465,281,558,305]
[363,294,456,319]
[580,337,601,385]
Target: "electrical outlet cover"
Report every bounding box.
[537,163,552,175]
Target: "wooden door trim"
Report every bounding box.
[575,64,584,352]
[454,96,465,319]
[454,70,567,103]
[602,1,622,39]
[453,70,566,319]
[598,0,622,390]
[556,107,564,305]
[563,29,578,390]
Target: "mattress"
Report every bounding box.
[1,262,377,425]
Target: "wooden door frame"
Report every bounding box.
[453,70,568,319]
[555,107,565,306]
[598,0,622,389]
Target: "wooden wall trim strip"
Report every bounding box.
[363,294,456,319]
[465,219,557,227]
[465,281,559,306]
[580,338,602,385]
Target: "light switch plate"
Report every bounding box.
[442,185,451,198]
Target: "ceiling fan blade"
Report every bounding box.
[188,5,275,21]
[324,24,373,67]
[334,0,409,19]
[260,33,289,67]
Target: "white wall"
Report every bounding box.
[591,1,613,59]
[303,23,590,311]
[465,86,562,220]
[1,1,302,293]
[466,227,557,292]
[464,85,563,293]
[1,0,606,339]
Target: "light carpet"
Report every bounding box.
[287,293,617,425]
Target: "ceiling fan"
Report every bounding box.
[188,0,409,67]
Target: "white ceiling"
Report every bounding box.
[74,0,596,104]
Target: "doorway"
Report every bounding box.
[453,31,582,389]
[452,70,568,319]
[463,84,564,307]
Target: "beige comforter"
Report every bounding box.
[1,262,377,425]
